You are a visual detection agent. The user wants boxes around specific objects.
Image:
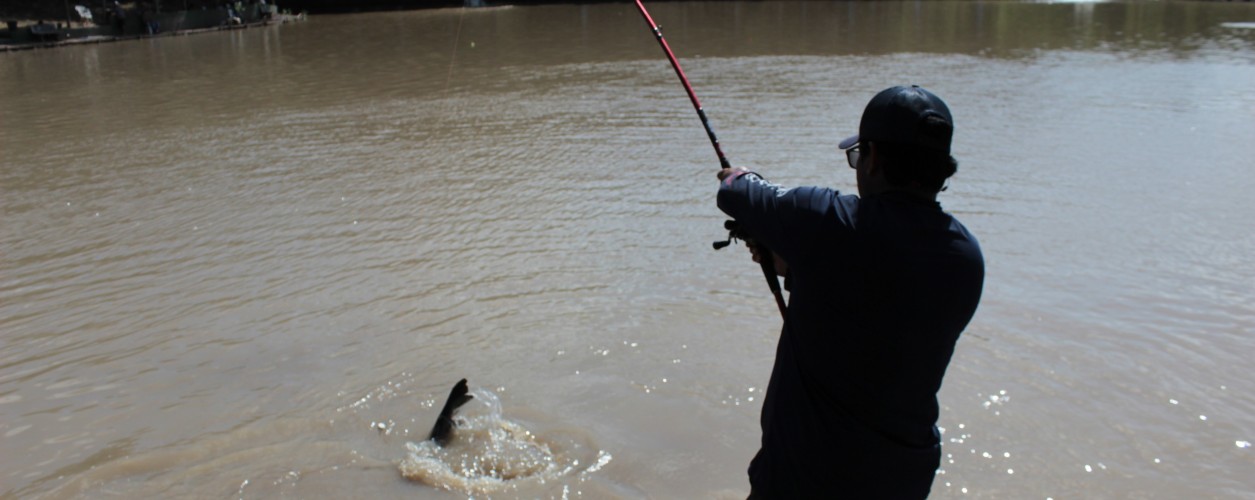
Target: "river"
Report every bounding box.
[2,1,1254,498]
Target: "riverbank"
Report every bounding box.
[0,3,304,53]
[0,16,304,53]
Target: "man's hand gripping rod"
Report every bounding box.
[633,0,787,318]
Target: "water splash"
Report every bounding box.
[399,387,611,495]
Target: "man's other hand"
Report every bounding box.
[749,245,789,277]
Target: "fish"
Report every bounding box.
[428,378,473,447]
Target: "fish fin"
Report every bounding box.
[428,378,473,446]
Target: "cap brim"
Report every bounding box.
[839,135,859,150]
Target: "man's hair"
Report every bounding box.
[869,115,958,192]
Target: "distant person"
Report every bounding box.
[141,9,156,34]
[716,85,985,498]
[111,1,125,34]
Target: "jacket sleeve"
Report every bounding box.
[716,172,846,267]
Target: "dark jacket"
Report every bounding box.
[718,172,984,499]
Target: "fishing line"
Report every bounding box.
[444,4,468,96]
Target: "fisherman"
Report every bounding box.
[716,85,985,499]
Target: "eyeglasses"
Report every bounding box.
[845,145,860,169]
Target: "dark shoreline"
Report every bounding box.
[0,2,302,53]
[195,0,1255,14]
[0,0,613,52]
[0,16,301,53]
[277,0,679,15]
[1,0,775,21]
[6,0,1251,52]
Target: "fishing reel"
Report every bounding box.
[713,219,789,312]
[712,219,750,250]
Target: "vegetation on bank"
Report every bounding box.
[1,0,292,50]
[0,1,234,24]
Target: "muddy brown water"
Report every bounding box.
[3,1,1255,498]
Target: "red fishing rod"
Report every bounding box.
[633,0,787,318]
[633,0,730,170]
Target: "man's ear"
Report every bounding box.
[864,141,881,176]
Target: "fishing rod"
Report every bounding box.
[632,0,787,318]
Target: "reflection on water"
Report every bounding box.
[2,1,1255,498]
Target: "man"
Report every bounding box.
[716,85,985,498]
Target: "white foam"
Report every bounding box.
[399,387,610,495]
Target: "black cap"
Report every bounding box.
[839,85,953,155]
